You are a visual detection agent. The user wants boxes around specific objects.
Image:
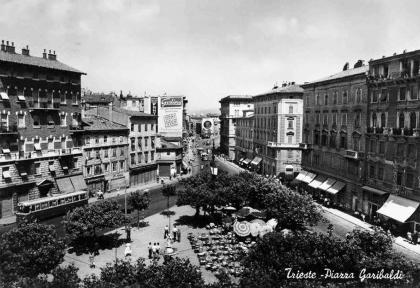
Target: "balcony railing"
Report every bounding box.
[0,147,82,163]
[28,101,61,110]
[267,141,300,149]
[69,125,83,131]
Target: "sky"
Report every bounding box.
[1,0,420,112]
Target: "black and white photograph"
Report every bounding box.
[0,0,419,287]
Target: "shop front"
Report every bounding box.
[108,173,127,192]
[130,164,157,186]
[85,175,105,196]
[361,186,389,222]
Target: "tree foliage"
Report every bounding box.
[63,199,126,242]
[0,222,66,283]
[129,191,150,226]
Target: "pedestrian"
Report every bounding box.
[407,231,413,243]
[124,243,132,257]
[173,225,178,241]
[156,242,161,258]
[345,232,351,240]
[152,242,157,259]
[413,231,419,245]
[89,254,96,268]
[147,242,152,259]
[125,225,131,243]
[164,225,169,239]
[361,214,366,222]
[177,227,181,242]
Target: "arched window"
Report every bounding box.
[343,91,348,104]
[356,88,362,103]
[47,114,54,125]
[33,115,40,127]
[316,94,320,105]
[372,113,377,127]
[333,92,338,104]
[399,113,405,129]
[380,113,386,128]
[324,94,328,105]
[354,113,360,128]
[410,112,416,129]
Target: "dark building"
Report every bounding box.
[0,40,85,219]
[300,64,368,213]
[366,50,420,234]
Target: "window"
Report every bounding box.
[47,115,54,126]
[408,144,416,159]
[144,152,149,163]
[104,163,109,172]
[112,162,117,172]
[112,148,116,157]
[131,123,134,132]
[138,137,142,149]
[144,137,148,148]
[342,91,348,104]
[379,141,385,154]
[399,87,406,101]
[380,113,386,128]
[397,143,405,157]
[341,113,347,126]
[287,150,293,158]
[95,137,99,144]
[406,173,414,188]
[72,93,77,104]
[356,89,362,103]
[151,151,154,161]
[131,138,135,151]
[380,89,387,102]
[332,113,337,126]
[371,91,378,103]
[288,135,292,144]
[60,93,66,104]
[104,149,108,158]
[138,152,142,163]
[329,132,336,148]
[399,113,405,129]
[85,137,90,145]
[324,94,328,105]
[315,94,320,105]
[131,154,135,165]
[18,114,25,128]
[120,136,123,143]
[288,120,293,129]
[104,135,107,143]
[354,113,361,128]
[333,92,337,104]
[372,113,377,127]
[410,112,416,129]
[120,149,124,156]
[120,160,125,170]
[151,137,155,149]
[151,123,154,131]
[145,123,148,131]
[340,133,347,149]
[314,131,320,145]
[378,167,384,180]
[321,133,327,146]
[353,137,359,151]
[397,171,403,185]
[370,139,376,153]
[323,114,328,125]
[138,124,141,132]
[59,114,66,126]
[33,115,40,127]
[369,165,375,178]
[411,86,418,100]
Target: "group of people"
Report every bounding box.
[148,242,161,260]
[164,224,182,242]
[407,231,419,245]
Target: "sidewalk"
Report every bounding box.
[322,205,420,257]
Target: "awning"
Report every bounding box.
[20,172,28,177]
[49,165,55,172]
[295,171,308,181]
[62,166,68,170]
[326,181,346,195]
[301,172,316,183]
[17,95,25,101]
[2,148,10,154]
[308,175,327,189]
[242,158,252,165]
[377,194,420,223]
[34,143,41,151]
[56,177,75,193]
[251,156,262,166]
[362,186,388,196]
[70,175,88,191]
[319,178,336,191]
[2,170,11,179]
[0,92,9,100]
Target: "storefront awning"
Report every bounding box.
[326,181,346,195]
[295,171,308,181]
[301,172,316,183]
[362,186,388,196]
[70,175,88,191]
[2,170,11,179]
[251,156,262,166]
[34,143,41,151]
[2,148,10,154]
[242,158,252,165]
[17,95,25,101]
[0,92,9,100]
[377,194,420,223]
[308,175,327,189]
[318,178,336,191]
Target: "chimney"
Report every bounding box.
[282,82,287,87]
[343,62,349,71]
[354,60,364,68]
[0,40,5,52]
[21,45,30,56]
[48,50,56,60]
[10,42,15,53]
[291,81,295,85]
[42,49,47,59]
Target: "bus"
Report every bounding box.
[16,190,89,224]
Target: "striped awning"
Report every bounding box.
[326,181,346,195]
[308,175,327,189]
[301,172,316,183]
[295,171,308,181]
[318,178,336,191]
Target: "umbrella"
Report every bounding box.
[222,206,237,212]
[233,221,251,237]
[249,222,261,237]
[266,218,278,230]
[250,219,266,226]
[258,225,273,238]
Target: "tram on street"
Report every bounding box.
[16,190,89,223]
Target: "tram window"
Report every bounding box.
[67,197,71,203]
[41,202,48,210]
[80,193,86,199]
[22,205,30,213]
[31,205,35,211]
[35,204,40,211]
[50,200,57,207]
[58,199,64,205]
[73,195,79,201]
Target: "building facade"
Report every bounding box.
[79,116,129,194]
[253,84,304,177]
[0,40,85,219]
[156,139,183,178]
[235,110,254,164]
[300,64,368,212]
[366,51,420,233]
[219,95,254,160]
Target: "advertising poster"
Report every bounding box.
[159,96,183,138]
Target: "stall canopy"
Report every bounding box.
[250,156,262,166]
[362,186,388,196]
[308,175,327,189]
[318,178,336,191]
[242,158,252,165]
[301,172,316,183]
[295,171,308,181]
[326,181,346,195]
[376,194,420,223]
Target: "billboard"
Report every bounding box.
[158,96,184,138]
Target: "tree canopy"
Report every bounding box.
[0,222,66,283]
[129,191,150,226]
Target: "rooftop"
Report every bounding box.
[0,50,85,75]
[81,116,128,131]
[254,84,304,97]
[113,107,157,118]
[219,95,253,103]
[83,93,114,104]
[303,66,368,86]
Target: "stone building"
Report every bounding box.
[156,139,183,178]
[366,50,420,233]
[79,116,129,194]
[219,95,254,160]
[234,110,254,165]
[300,63,368,211]
[252,83,304,177]
[0,40,85,219]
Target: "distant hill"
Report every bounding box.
[189,108,220,117]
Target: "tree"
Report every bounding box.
[129,191,150,227]
[63,199,126,243]
[0,222,66,283]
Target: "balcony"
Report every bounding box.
[344,149,364,160]
[0,124,18,134]
[299,143,312,150]
[28,101,61,110]
[69,125,83,132]
[0,147,82,163]
[267,141,300,149]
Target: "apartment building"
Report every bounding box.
[219,95,254,160]
[0,40,85,219]
[235,110,254,165]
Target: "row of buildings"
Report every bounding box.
[220,50,420,234]
[0,40,187,220]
